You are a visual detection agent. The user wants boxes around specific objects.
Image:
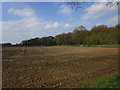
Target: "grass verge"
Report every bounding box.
[72,73,120,88]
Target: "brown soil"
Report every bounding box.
[2,46,118,88]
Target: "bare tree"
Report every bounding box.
[67,0,120,9]
[106,0,120,6]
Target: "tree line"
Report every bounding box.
[55,25,120,46]
[19,24,120,46]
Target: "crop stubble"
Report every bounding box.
[2,46,118,88]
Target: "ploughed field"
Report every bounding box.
[2,46,118,88]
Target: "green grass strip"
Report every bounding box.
[72,73,120,88]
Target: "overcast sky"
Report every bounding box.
[2,2,118,44]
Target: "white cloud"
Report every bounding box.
[52,22,61,28]
[97,15,119,26]
[44,22,61,30]
[3,7,73,43]
[59,4,72,14]
[64,24,73,29]
[8,8,35,17]
[81,3,117,20]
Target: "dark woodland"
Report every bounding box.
[17,24,120,46]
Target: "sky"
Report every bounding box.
[1,2,118,44]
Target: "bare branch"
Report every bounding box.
[66,0,120,10]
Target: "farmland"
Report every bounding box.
[2,46,118,88]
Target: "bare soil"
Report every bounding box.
[2,46,118,88]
